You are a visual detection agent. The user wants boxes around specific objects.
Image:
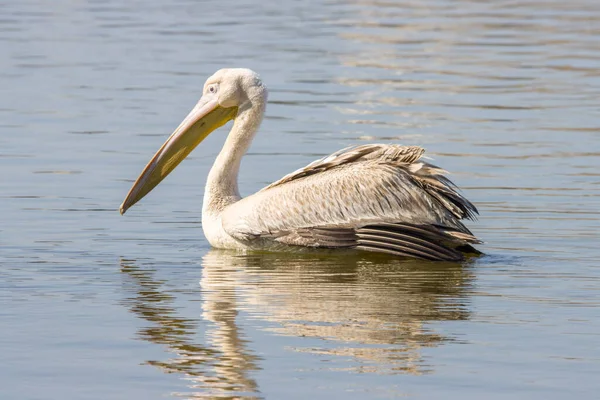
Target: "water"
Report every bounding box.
[2,0,600,398]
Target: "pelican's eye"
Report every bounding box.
[207,84,218,94]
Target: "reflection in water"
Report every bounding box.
[202,250,474,375]
[120,260,260,399]
[121,250,474,397]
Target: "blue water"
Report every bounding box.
[2,0,600,398]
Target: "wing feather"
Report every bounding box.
[221,144,479,257]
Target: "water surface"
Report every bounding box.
[2,0,600,399]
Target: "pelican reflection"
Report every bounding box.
[120,251,474,398]
[120,260,260,399]
[201,250,474,375]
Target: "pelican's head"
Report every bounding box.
[203,68,266,109]
[119,68,266,215]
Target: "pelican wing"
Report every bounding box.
[221,144,479,260]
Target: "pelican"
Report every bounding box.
[120,68,481,261]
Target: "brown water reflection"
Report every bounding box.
[121,250,474,397]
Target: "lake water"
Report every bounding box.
[2,0,600,398]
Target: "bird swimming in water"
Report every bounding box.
[120,68,481,261]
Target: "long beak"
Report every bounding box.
[120,97,237,214]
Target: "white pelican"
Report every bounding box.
[120,68,481,261]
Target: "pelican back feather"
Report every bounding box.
[221,144,480,260]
